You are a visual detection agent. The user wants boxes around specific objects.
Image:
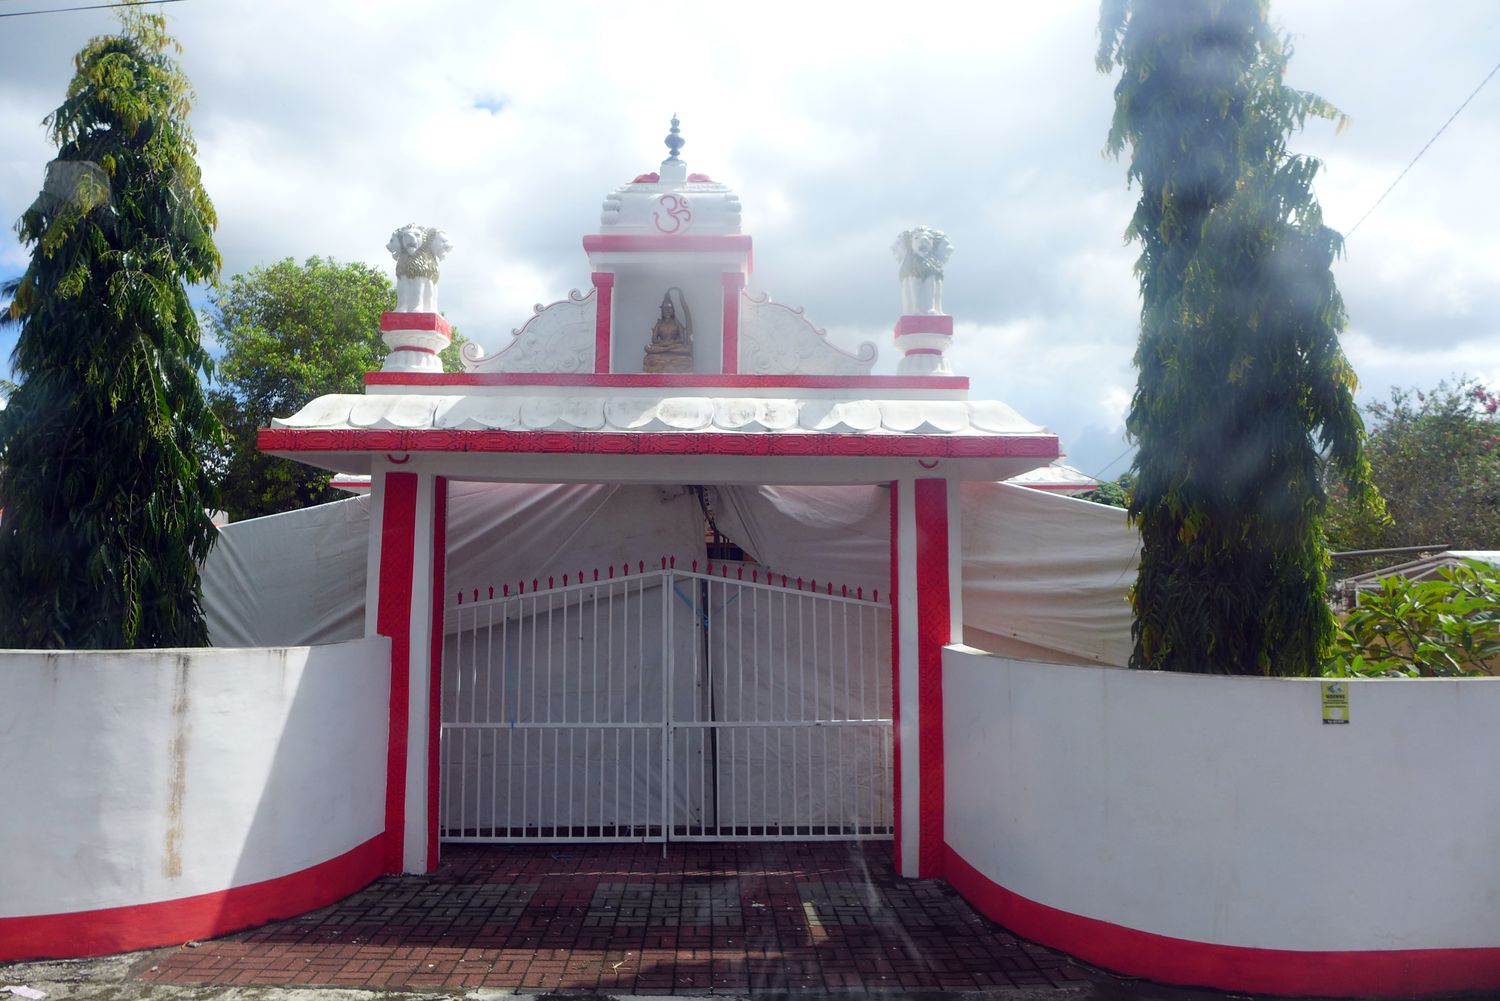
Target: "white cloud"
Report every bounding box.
[0,0,1495,462]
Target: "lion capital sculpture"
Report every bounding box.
[386,223,453,313]
[892,226,954,315]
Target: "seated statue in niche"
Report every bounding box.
[642,288,694,373]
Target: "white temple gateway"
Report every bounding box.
[261,120,1062,878]
[5,122,1496,1001]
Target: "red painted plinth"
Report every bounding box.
[380,312,452,336]
[944,846,1500,999]
[0,836,384,961]
[894,314,954,337]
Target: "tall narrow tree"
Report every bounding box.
[207,257,467,522]
[0,11,221,648]
[1097,0,1379,675]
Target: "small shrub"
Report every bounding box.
[1327,559,1500,677]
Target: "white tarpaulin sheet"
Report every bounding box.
[204,478,1138,664]
[710,481,1139,666]
[203,477,1135,836]
[203,482,705,647]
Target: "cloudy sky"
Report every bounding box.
[1,0,1497,477]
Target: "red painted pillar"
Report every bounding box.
[425,476,448,872]
[372,468,447,874]
[890,476,956,879]
[721,271,746,373]
[591,271,615,374]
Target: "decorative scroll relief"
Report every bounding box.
[461,289,596,374]
[737,290,877,377]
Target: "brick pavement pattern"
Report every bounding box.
[140,843,1090,993]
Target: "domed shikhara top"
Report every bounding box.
[259,119,1060,485]
[599,115,741,236]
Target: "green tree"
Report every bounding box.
[0,11,221,648]
[209,256,465,521]
[1081,471,1135,509]
[1097,0,1379,675]
[1327,380,1499,570]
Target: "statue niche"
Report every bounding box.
[642,287,694,373]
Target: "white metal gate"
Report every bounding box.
[439,562,893,843]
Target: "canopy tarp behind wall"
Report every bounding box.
[204,480,1138,666]
[711,482,1138,666]
[203,483,706,647]
[202,496,371,646]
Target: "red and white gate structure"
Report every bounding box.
[440,562,893,844]
[259,120,1060,877]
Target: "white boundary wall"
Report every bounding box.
[944,646,1500,952]
[0,640,389,918]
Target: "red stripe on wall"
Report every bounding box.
[377,472,419,873]
[259,428,1056,461]
[721,271,746,374]
[0,835,383,962]
[583,234,753,255]
[591,272,614,374]
[888,480,902,872]
[913,479,949,878]
[363,372,968,390]
[943,845,1500,998]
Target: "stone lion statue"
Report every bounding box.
[386,224,452,313]
[892,226,954,315]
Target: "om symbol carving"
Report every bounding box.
[653,194,692,233]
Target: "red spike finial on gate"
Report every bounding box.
[623,564,630,576]
[503,584,509,597]
[456,591,462,605]
[857,586,863,600]
[661,556,667,569]
[811,579,817,592]
[670,556,676,569]
[752,569,759,583]
[722,565,729,577]
[578,569,583,583]
[473,588,479,602]
[692,560,698,573]
[533,577,539,591]
[797,577,803,590]
[781,574,788,587]
[737,566,744,580]
[706,561,714,576]
[594,568,600,582]
[609,566,615,579]
[489,586,494,599]
[563,574,568,586]
[549,576,554,589]
[638,560,645,573]
[874,589,879,603]
[842,584,848,597]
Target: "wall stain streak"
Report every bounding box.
[163,654,192,879]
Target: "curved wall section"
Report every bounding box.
[942,647,1500,998]
[0,639,390,960]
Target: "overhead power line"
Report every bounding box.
[1346,56,1500,237]
[0,0,186,17]
[1085,442,1135,485]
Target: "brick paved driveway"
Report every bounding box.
[140,842,1091,993]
